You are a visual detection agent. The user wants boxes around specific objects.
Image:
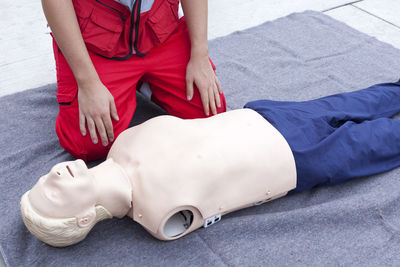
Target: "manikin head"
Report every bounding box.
[20,159,130,247]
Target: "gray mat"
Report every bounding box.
[2,11,400,266]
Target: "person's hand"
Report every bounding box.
[186,55,222,116]
[77,80,119,146]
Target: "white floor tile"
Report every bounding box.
[326,5,400,49]
[0,0,53,97]
[354,0,400,27]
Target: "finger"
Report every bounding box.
[79,110,86,136]
[186,77,194,101]
[216,75,223,94]
[200,90,210,116]
[208,85,217,116]
[103,114,114,142]
[110,99,119,121]
[94,117,108,146]
[214,82,221,109]
[87,117,98,144]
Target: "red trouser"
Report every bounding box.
[54,19,227,161]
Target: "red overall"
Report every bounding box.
[54,0,227,161]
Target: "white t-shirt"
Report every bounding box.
[114,0,154,12]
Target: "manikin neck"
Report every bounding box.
[89,158,132,218]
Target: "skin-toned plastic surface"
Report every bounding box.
[28,159,132,223]
[23,109,296,245]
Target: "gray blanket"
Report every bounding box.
[1,11,400,266]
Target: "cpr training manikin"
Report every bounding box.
[20,109,297,247]
[21,80,400,247]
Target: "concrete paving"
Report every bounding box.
[1,0,399,97]
[327,4,400,49]
[355,0,400,27]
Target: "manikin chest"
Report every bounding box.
[108,109,297,240]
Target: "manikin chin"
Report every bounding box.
[20,109,297,247]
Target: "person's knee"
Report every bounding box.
[56,116,110,162]
[57,131,110,162]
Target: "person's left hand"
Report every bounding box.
[186,55,222,116]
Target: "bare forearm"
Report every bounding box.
[180,0,209,58]
[41,0,99,86]
[181,0,223,116]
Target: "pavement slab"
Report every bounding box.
[354,0,400,28]
[326,5,400,49]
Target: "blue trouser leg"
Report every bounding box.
[244,80,400,192]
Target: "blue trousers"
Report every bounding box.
[245,80,400,192]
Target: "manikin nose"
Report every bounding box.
[54,165,74,178]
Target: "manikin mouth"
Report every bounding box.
[66,165,74,178]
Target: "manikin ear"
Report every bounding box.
[76,207,96,228]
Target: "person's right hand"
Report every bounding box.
[77,80,119,146]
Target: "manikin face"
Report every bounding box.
[28,159,97,219]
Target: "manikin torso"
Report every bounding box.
[108,109,296,240]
